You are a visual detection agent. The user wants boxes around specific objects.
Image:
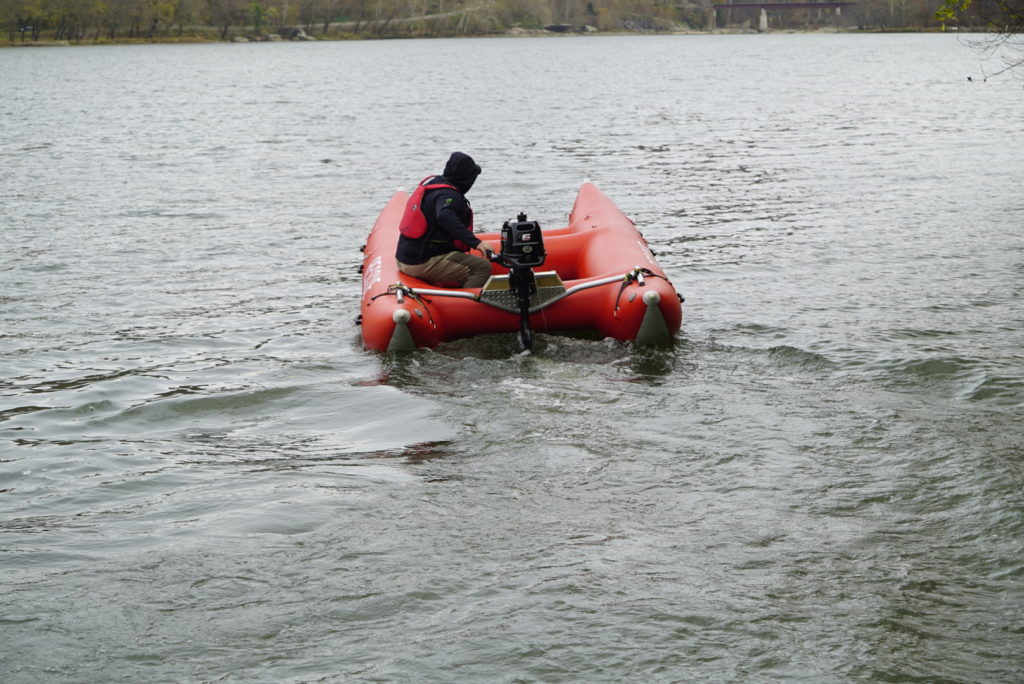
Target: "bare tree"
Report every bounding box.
[206,0,247,37]
[937,0,1024,77]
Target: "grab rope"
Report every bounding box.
[613,267,671,313]
[369,284,438,329]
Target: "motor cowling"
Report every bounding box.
[500,213,546,269]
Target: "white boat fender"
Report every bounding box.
[387,308,416,351]
[636,289,672,344]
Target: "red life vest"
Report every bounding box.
[399,176,474,251]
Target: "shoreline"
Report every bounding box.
[1,26,958,49]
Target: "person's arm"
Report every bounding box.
[434,194,481,249]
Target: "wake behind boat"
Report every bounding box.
[358,182,683,351]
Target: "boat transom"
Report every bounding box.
[478,271,566,313]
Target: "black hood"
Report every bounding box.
[442,152,481,194]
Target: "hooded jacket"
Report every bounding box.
[396,152,482,265]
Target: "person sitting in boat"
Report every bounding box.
[395,151,496,288]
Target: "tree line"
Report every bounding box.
[0,0,1019,43]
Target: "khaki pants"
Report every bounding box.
[397,251,492,288]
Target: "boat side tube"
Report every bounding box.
[363,268,679,351]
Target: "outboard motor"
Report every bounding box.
[498,213,546,350]
[500,213,546,269]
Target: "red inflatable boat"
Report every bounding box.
[358,182,683,351]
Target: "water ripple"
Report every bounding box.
[2,35,1022,683]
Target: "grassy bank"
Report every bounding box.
[1,24,954,49]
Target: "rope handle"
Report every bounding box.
[614,267,669,313]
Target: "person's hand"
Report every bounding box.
[478,242,497,259]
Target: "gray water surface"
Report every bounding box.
[2,34,1023,682]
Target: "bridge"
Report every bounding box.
[711,0,856,31]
